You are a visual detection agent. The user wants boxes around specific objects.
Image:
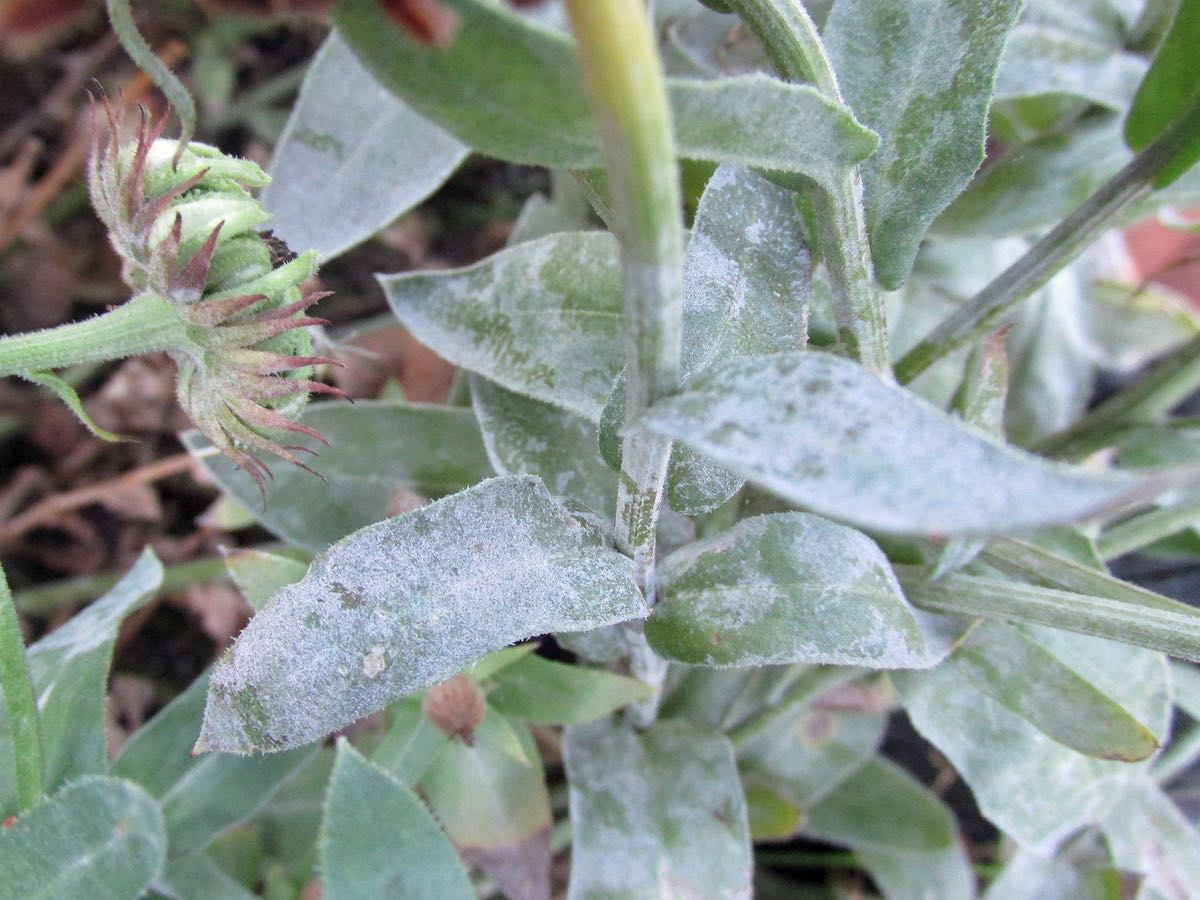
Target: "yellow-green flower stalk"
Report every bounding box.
[0,103,342,486]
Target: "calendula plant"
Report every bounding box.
[5,0,1200,897]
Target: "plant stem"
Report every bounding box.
[1097,493,1200,559]
[1034,334,1200,459]
[895,94,1200,385]
[0,292,184,378]
[566,0,685,722]
[0,565,44,812]
[727,0,890,375]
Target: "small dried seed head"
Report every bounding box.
[422,675,486,745]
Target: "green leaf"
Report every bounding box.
[0,550,161,811]
[368,696,447,786]
[641,351,1157,536]
[186,400,494,551]
[113,671,317,858]
[1100,778,1200,896]
[801,759,974,900]
[951,621,1160,760]
[321,741,474,900]
[994,22,1147,109]
[1125,0,1200,187]
[645,513,952,668]
[25,371,125,442]
[156,854,259,900]
[934,114,1130,239]
[564,719,753,899]
[384,232,623,422]
[895,630,1169,849]
[486,654,653,725]
[262,32,468,261]
[0,776,167,900]
[198,476,646,753]
[421,709,552,900]
[471,376,618,518]
[333,0,876,178]
[223,547,309,613]
[824,0,1022,288]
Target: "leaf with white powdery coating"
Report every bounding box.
[0,550,162,812]
[0,776,166,900]
[263,32,468,262]
[646,513,952,668]
[320,741,474,900]
[825,0,1022,288]
[641,352,1163,536]
[333,0,876,180]
[197,476,646,753]
[564,718,753,899]
[384,233,623,422]
[186,400,494,552]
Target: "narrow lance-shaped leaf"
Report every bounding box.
[186,400,495,551]
[485,654,653,725]
[320,741,474,900]
[0,550,162,811]
[645,512,953,668]
[0,777,167,900]
[825,0,1023,288]
[198,476,647,754]
[641,352,1169,536]
[263,32,468,261]
[333,0,877,179]
[1124,0,1200,187]
[564,719,753,899]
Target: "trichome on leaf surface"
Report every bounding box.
[3,0,1200,897]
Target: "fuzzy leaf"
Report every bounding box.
[333,0,876,178]
[0,550,161,812]
[564,719,752,899]
[156,855,258,900]
[1125,0,1200,187]
[321,742,474,900]
[384,233,623,420]
[223,547,309,613]
[994,22,1147,109]
[951,621,1161,760]
[197,476,646,753]
[646,513,952,668]
[471,376,617,518]
[641,352,1162,536]
[0,777,167,900]
[186,401,494,551]
[895,630,1169,850]
[113,672,317,858]
[486,654,653,725]
[825,0,1022,288]
[263,32,468,261]
[802,759,974,900]
[1100,778,1200,896]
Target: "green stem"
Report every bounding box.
[1034,334,1200,459]
[728,665,863,748]
[566,0,685,723]
[0,565,44,813]
[1098,493,1200,559]
[728,0,890,375]
[0,293,184,378]
[105,0,196,155]
[895,94,1200,385]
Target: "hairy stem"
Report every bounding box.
[0,565,44,812]
[105,0,196,156]
[0,292,184,379]
[895,94,1200,384]
[566,0,684,721]
[728,0,889,375]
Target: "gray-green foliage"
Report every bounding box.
[10,0,1200,897]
